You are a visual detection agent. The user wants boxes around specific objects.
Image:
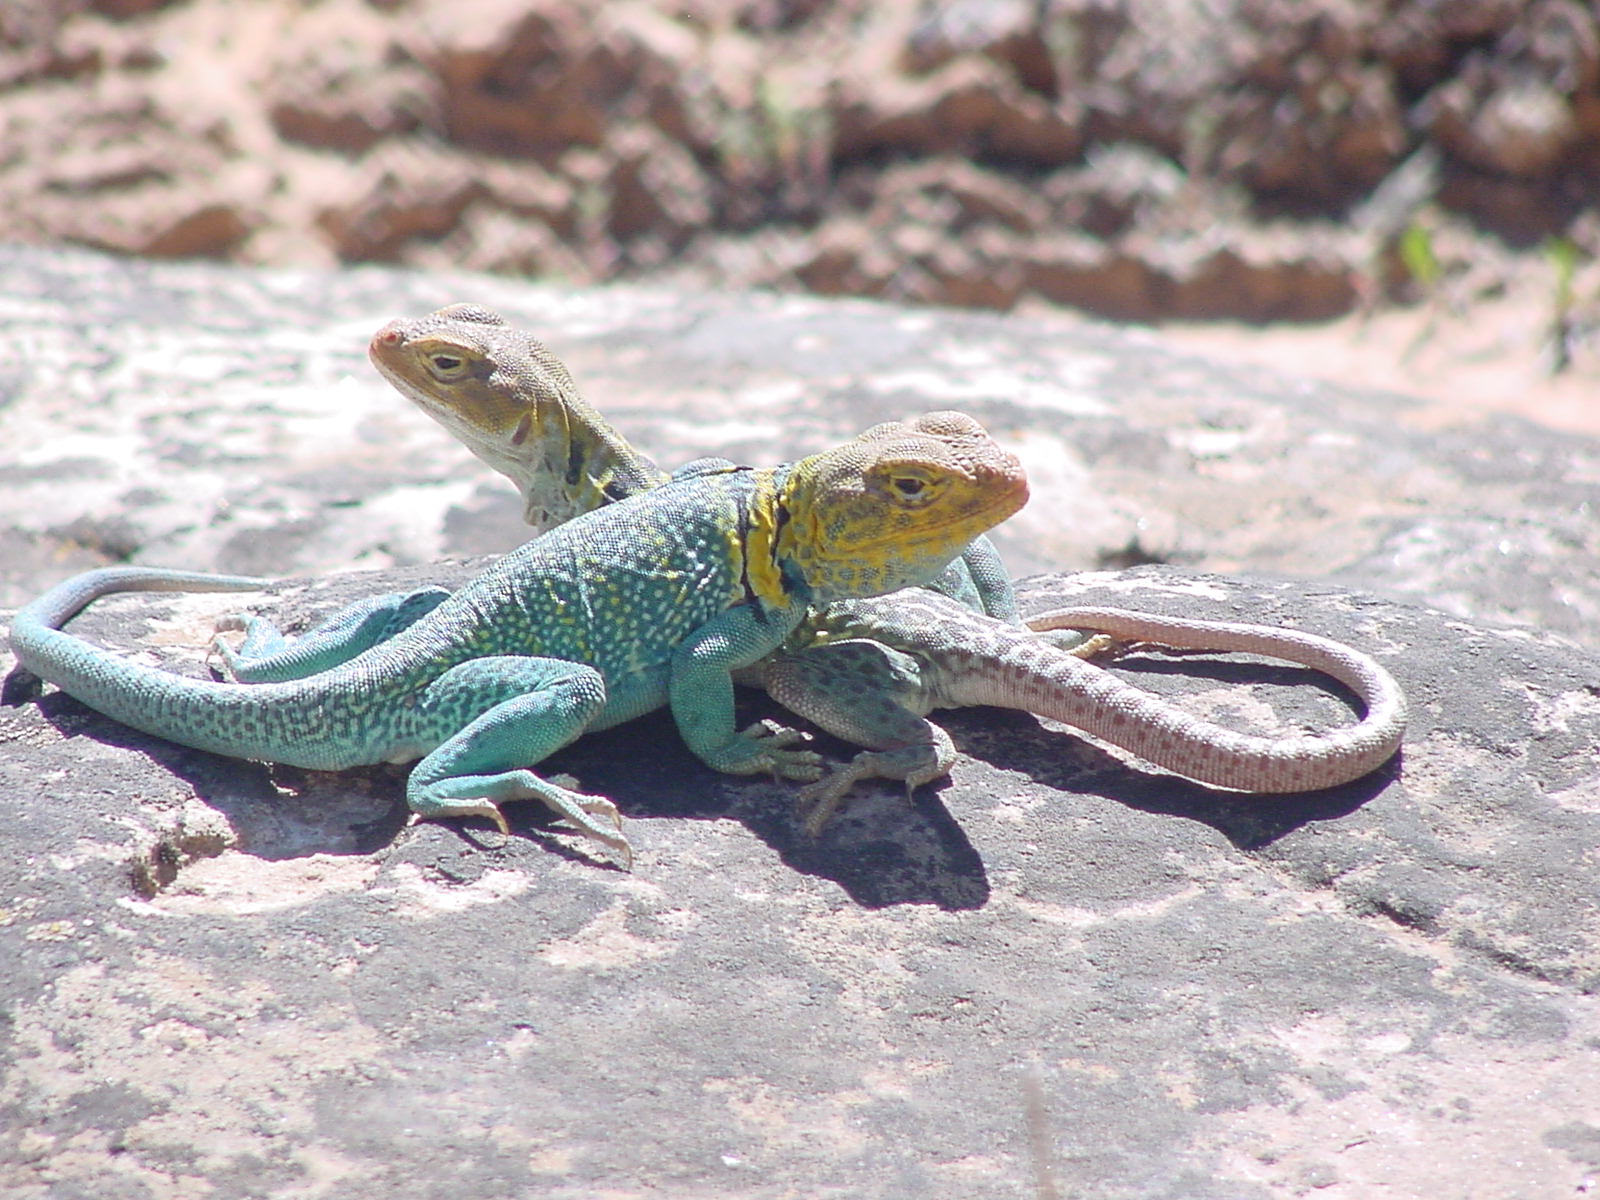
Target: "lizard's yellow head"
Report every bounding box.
[776,411,1028,603]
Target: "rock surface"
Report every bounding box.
[2,563,1598,1199]
[1,246,1598,1198]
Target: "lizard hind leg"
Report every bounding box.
[762,639,956,834]
[405,656,631,867]
[214,587,453,682]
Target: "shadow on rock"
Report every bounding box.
[551,709,994,910]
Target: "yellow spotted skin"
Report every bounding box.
[9,419,1028,864]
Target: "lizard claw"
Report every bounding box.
[545,773,624,829]
[796,766,900,835]
[796,765,866,836]
[739,718,809,750]
[1028,626,1120,659]
[794,744,949,835]
[723,720,824,781]
[409,801,511,837]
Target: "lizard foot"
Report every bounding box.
[740,718,812,755]
[409,799,513,837]
[795,765,866,836]
[209,614,280,679]
[795,746,947,835]
[410,780,631,869]
[740,719,826,782]
[698,720,824,781]
[1066,631,1119,659]
[529,781,630,867]
[1031,628,1121,659]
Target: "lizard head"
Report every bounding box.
[775,411,1028,603]
[368,304,666,530]
[369,303,568,454]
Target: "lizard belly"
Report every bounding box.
[587,663,672,731]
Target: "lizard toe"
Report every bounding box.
[739,718,810,750]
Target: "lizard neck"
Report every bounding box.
[540,406,670,519]
[739,466,806,613]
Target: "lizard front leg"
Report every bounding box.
[928,534,1020,622]
[667,603,823,782]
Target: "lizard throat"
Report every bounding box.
[738,476,797,612]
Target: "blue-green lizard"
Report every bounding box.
[365,305,1408,831]
[8,411,1029,863]
[217,305,1406,832]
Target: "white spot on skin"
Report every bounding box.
[538,901,683,969]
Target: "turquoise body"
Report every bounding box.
[11,468,799,770]
[9,467,825,858]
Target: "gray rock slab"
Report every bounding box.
[1,244,1596,643]
[2,244,1597,1197]
[2,564,1598,1199]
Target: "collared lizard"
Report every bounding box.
[366,304,1408,830]
[8,412,1028,864]
[222,304,1407,830]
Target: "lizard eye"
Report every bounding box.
[879,470,942,507]
[428,353,465,375]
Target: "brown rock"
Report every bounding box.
[420,0,680,160]
[905,223,1026,309]
[736,0,843,36]
[266,26,433,155]
[1210,62,1406,207]
[316,142,485,262]
[1422,67,1580,179]
[902,0,1059,98]
[90,0,181,18]
[413,206,590,280]
[0,0,1593,325]
[0,79,266,259]
[476,158,577,229]
[1436,166,1582,248]
[605,123,713,262]
[834,56,1080,168]
[1161,240,1360,323]
[138,203,253,258]
[872,158,1047,235]
[50,187,256,259]
[1069,0,1241,154]
[1043,143,1186,240]
[790,216,891,297]
[1022,234,1158,321]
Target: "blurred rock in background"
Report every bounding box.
[3,0,1598,427]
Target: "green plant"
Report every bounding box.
[1542,234,1581,375]
[1397,221,1441,293]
